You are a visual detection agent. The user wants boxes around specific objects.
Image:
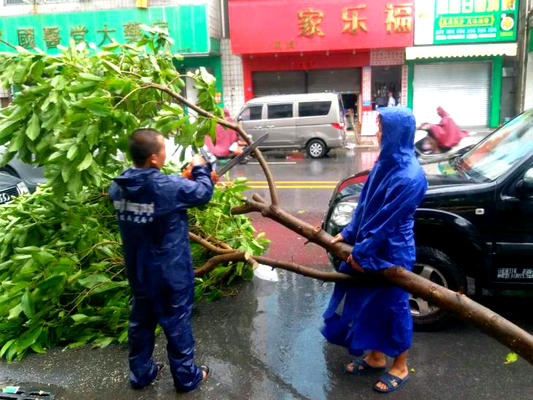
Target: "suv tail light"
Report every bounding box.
[331,123,344,131]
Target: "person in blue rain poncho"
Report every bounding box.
[323,107,427,393]
[109,128,213,392]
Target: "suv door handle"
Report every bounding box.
[265,125,275,128]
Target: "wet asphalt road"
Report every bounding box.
[1,146,532,400]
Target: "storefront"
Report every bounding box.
[408,0,519,128]
[0,5,223,105]
[228,0,414,123]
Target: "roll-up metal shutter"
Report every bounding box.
[253,71,306,97]
[307,68,361,93]
[412,62,490,127]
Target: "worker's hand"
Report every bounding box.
[192,154,207,166]
[330,233,344,244]
[347,254,364,273]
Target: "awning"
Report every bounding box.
[406,43,517,60]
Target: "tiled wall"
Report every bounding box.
[221,38,244,118]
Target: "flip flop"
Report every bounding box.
[373,372,409,393]
[344,359,386,375]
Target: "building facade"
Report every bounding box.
[0,0,225,106]
[227,0,415,127]
[408,0,519,128]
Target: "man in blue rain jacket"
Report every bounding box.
[109,128,213,392]
[323,107,427,393]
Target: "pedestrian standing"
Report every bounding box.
[323,107,427,393]
[387,91,397,107]
[109,128,213,392]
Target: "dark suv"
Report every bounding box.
[323,110,533,329]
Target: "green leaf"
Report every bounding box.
[67,145,78,161]
[7,303,23,320]
[15,325,43,352]
[71,314,88,323]
[504,352,518,364]
[78,274,110,289]
[21,291,35,318]
[77,152,93,171]
[0,339,15,359]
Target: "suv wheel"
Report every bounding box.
[306,139,327,158]
[410,246,466,330]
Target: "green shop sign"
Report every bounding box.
[434,0,518,44]
[0,6,211,54]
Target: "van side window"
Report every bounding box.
[240,105,263,121]
[298,101,331,117]
[268,104,293,119]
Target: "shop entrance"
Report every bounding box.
[252,68,361,121]
[371,65,402,109]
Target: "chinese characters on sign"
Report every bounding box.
[123,22,143,43]
[298,8,325,37]
[70,25,88,44]
[97,24,116,46]
[17,28,35,49]
[385,3,413,33]
[342,5,368,34]
[296,3,413,41]
[43,26,60,49]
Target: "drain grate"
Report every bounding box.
[0,386,54,400]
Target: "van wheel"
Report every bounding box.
[410,246,466,331]
[306,139,327,158]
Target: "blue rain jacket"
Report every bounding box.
[109,166,213,301]
[109,165,213,390]
[321,107,427,357]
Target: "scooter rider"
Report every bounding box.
[109,128,213,392]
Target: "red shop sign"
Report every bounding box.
[229,0,414,54]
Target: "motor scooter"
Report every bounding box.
[414,125,483,163]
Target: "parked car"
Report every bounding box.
[236,93,347,158]
[0,146,45,192]
[0,172,30,205]
[323,110,533,329]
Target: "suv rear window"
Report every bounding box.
[240,105,263,121]
[268,104,293,119]
[298,101,331,117]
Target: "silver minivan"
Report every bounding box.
[236,93,347,158]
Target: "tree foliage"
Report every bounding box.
[0,27,268,360]
[0,25,221,196]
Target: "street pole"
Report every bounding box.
[515,0,531,114]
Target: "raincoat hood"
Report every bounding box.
[437,106,449,118]
[377,107,416,164]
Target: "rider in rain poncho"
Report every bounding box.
[322,107,427,393]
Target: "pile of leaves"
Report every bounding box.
[0,178,267,361]
[0,27,268,360]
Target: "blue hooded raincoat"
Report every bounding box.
[321,107,427,358]
[109,165,213,391]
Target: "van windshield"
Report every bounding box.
[457,111,533,182]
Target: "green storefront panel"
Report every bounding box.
[0,6,210,54]
[433,0,518,44]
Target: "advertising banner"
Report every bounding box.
[0,6,210,54]
[414,0,518,45]
[229,0,414,54]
